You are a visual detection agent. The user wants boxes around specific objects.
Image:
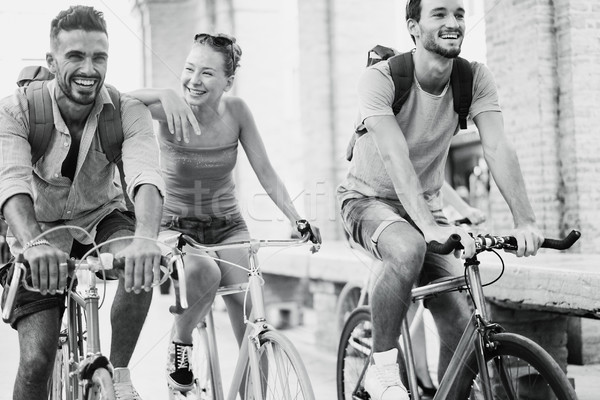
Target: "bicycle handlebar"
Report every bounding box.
[178,232,318,253]
[427,230,581,255]
[2,253,174,323]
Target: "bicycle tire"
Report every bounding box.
[242,330,315,400]
[336,306,372,400]
[453,332,578,400]
[48,337,70,400]
[335,282,366,334]
[49,300,84,400]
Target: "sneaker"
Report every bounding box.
[113,367,142,400]
[364,348,409,400]
[166,341,194,393]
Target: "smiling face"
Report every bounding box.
[408,0,466,58]
[46,29,108,106]
[180,44,234,108]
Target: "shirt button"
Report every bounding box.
[64,142,69,147]
[54,173,59,178]
[66,211,71,214]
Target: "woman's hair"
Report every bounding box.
[405,0,422,44]
[50,5,107,48]
[193,33,242,77]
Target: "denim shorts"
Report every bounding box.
[0,209,136,329]
[160,213,249,245]
[340,196,462,285]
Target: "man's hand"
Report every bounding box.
[116,238,162,294]
[422,224,475,259]
[159,89,201,143]
[23,243,68,295]
[510,224,544,257]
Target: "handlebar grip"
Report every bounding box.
[541,230,581,250]
[427,234,463,254]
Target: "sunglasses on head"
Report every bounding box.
[194,33,235,65]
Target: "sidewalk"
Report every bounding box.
[0,282,598,399]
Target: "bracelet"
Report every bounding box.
[22,239,51,252]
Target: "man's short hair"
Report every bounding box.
[50,5,107,48]
[405,0,422,44]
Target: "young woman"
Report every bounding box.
[129,33,320,392]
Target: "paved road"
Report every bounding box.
[0,281,598,399]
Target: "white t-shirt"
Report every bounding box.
[337,59,501,211]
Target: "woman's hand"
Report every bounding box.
[159,89,201,143]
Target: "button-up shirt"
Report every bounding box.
[0,80,165,254]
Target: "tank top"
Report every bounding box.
[159,136,239,218]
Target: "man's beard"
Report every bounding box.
[56,75,100,106]
[422,32,462,59]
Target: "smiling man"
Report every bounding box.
[337,0,543,398]
[0,6,164,400]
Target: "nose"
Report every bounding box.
[445,15,460,29]
[80,57,95,75]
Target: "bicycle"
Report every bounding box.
[335,218,478,396]
[2,240,180,400]
[337,229,581,400]
[159,229,320,400]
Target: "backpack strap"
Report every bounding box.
[97,85,123,164]
[25,81,55,165]
[388,52,415,115]
[97,85,133,212]
[450,57,473,129]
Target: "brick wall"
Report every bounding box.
[485,0,599,252]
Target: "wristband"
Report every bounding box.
[22,239,51,252]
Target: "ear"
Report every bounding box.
[46,53,56,74]
[407,19,420,39]
[223,75,235,93]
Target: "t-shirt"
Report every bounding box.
[337,60,501,212]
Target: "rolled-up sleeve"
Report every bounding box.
[0,91,34,218]
[119,94,165,201]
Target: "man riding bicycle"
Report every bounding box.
[337,0,544,399]
[0,6,165,400]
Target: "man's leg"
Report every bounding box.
[13,308,61,400]
[420,252,472,379]
[370,222,426,353]
[101,229,152,367]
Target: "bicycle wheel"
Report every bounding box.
[335,282,366,333]
[48,335,70,400]
[242,330,315,400]
[336,306,372,400]
[453,332,577,400]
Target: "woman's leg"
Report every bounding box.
[215,229,251,346]
[171,252,221,344]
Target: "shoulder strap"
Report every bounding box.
[26,81,54,165]
[388,52,414,115]
[97,85,134,212]
[97,84,123,164]
[450,57,473,129]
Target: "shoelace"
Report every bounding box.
[175,343,191,370]
[114,381,141,400]
[374,364,403,388]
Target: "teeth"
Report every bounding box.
[74,79,95,87]
[441,34,459,39]
[188,88,204,96]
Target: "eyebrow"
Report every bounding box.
[430,7,465,13]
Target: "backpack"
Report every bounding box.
[345,46,473,161]
[17,65,134,211]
